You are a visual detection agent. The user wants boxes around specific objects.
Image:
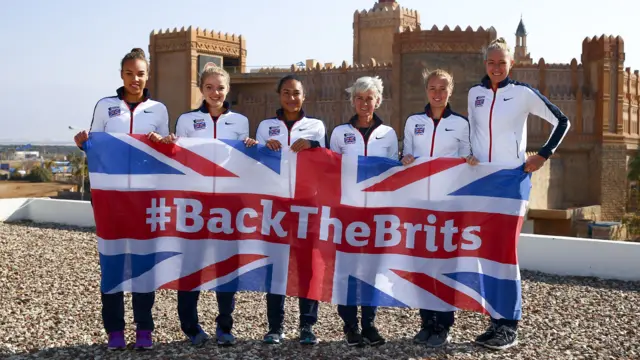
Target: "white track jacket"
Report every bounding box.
[402,104,471,159]
[330,113,398,160]
[175,101,249,140]
[90,87,169,136]
[467,76,570,166]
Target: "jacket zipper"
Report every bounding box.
[515,137,519,158]
[127,102,141,134]
[488,89,497,162]
[429,119,440,157]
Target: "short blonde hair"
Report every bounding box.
[345,76,384,108]
[199,64,230,90]
[422,69,454,92]
[483,37,513,60]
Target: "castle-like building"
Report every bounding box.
[146,0,640,232]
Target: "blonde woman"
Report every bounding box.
[167,65,257,347]
[401,68,476,349]
[467,37,570,350]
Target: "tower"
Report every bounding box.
[353,0,420,65]
[514,16,532,65]
[148,27,247,130]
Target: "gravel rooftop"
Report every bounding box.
[0,221,639,360]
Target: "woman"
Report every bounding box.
[401,68,477,349]
[73,48,169,351]
[168,64,257,347]
[329,75,396,347]
[255,74,327,345]
[467,37,570,351]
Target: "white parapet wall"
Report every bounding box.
[0,198,639,281]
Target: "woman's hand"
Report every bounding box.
[524,154,546,173]
[464,154,479,166]
[290,138,311,153]
[74,130,89,148]
[147,132,163,143]
[265,139,282,151]
[401,154,415,166]
[160,134,177,144]
[244,137,258,147]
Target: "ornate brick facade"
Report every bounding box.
[147,0,640,222]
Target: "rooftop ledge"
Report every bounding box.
[1,198,639,282]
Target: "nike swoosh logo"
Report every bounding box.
[445,128,454,131]
[298,128,308,131]
[503,98,513,101]
[143,110,153,113]
[225,122,233,125]
[375,136,384,139]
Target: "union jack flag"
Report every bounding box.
[86,132,531,321]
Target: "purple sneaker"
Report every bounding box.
[107,331,126,350]
[134,330,153,350]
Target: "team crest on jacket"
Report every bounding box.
[414,124,425,135]
[193,119,206,130]
[108,106,121,118]
[268,126,280,136]
[475,96,485,107]
[344,133,356,144]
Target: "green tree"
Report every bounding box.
[628,152,640,181]
[27,165,53,183]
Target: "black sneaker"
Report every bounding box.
[413,327,431,345]
[474,322,498,345]
[362,326,385,346]
[483,325,518,350]
[345,327,365,347]
[299,325,318,345]
[426,325,451,348]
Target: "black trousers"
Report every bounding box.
[266,294,318,330]
[419,309,455,328]
[337,305,378,332]
[177,290,236,336]
[101,291,155,333]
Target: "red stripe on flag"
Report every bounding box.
[132,134,238,177]
[159,254,267,291]
[391,269,489,315]
[363,158,464,192]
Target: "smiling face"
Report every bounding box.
[120,59,148,97]
[485,48,514,86]
[279,79,305,113]
[354,90,378,118]
[426,76,451,110]
[200,74,229,110]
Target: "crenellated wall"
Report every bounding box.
[231,61,393,134]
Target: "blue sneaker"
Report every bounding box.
[263,328,285,344]
[216,327,236,346]
[299,325,318,345]
[186,326,210,347]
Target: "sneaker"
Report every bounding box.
[362,326,385,346]
[216,327,236,346]
[474,322,498,345]
[185,326,210,347]
[344,326,365,347]
[134,330,153,350]
[413,327,431,345]
[483,325,518,350]
[426,325,451,348]
[299,325,318,345]
[263,328,285,344]
[107,331,126,351]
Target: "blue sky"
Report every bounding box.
[1,0,638,144]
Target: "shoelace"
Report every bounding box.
[493,326,513,341]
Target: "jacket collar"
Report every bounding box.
[425,103,453,120]
[276,108,305,121]
[198,100,231,115]
[480,75,512,90]
[349,113,384,128]
[116,86,151,102]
